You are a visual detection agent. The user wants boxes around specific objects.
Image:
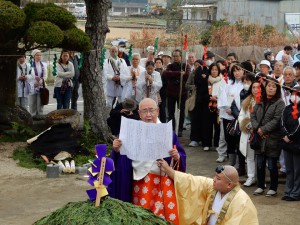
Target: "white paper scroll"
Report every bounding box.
[119,117,173,161]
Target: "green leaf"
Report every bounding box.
[0,1,25,30]
[26,21,64,48]
[62,28,92,52]
[34,6,76,30]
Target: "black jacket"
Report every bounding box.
[120,52,131,66]
[107,103,140,135]
[194,66,209,105]
[281,103,300,153]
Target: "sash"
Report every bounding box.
[18,63,30,97]
[33,61,45,93]
[109,58,121,75]
[33,61,44,78]
[131,67,140,97]
[203,185,241,225]
[109,58,122,86]
[18,63,27,76]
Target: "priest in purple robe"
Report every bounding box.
[108,98,186,224]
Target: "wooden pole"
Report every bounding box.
[95,157,106,207]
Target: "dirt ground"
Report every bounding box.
[1,134,300,225]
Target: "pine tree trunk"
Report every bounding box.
[82,0,111,141]
[0,48,18,107]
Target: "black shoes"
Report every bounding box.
[281,196,299,201]
[178,131,182,137]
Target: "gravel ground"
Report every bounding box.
[1,134,300,225]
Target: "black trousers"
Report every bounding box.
[190,103,210,146]
[71,79,80,110]
[159,97,167,123]
[207,110,220,147]
[167,96,186,132]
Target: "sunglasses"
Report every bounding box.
[215,165,237,184]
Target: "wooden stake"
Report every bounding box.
[95,157,106,207]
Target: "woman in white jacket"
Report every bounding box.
[217,64,244,166]
[238,80,261,186]
[54,50,74,109]
[207,63,227,149]
[136,61,162,104]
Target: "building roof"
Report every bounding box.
[180,4,216,9]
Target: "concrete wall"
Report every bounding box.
[216,0,300,32]
[183,0,300,32]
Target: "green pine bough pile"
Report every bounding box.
[34,197,172,225]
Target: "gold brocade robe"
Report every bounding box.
[174,171,259,225]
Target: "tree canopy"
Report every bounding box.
[0,1,91,53]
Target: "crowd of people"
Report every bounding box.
[106,43,300,224]
[103,43,300,224]
[16,42,300,224]
[16,49,80,115]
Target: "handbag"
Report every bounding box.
[249,103,270,150]
[249,131,262,150]
[226,119,241,136]
[40,78,49,105]
[185,87,196,112]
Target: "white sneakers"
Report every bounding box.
[216,156,227,163]
[57,160,65,173]
[243,178,256,187]
[70,160,75,173]
[265,190,277,197]
[253,188,264,195]
[58,160,75,173]
[188,142,209,151]
[253,188,276,197]
[64,160,71,173]
[189,141,199,147]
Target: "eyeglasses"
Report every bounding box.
[139,108,157,115]
[215,165,237,184]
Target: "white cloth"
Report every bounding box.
[103,57,128,97]
[136,70,162,103]
[17,62,33,97]
[131,119,161,180]
[238,100,254,156]
[246,142,256,178]
[30,61,48,95]
[28,92,43,116]
[210,76,227,97]
[207,192,230,225]
[121,65,145,101]
[218,79,243,120]
[54,62,75,87]
[275,50,294,66]
[217,119,228,158]
[139,58,148,68]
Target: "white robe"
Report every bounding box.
[136,70,162,103]
[103,57,129,97]
[121,65,145,101]
[17,63,34,97]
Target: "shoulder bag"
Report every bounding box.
[40,78,49,105]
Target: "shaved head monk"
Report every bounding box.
[157,161,259,225]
